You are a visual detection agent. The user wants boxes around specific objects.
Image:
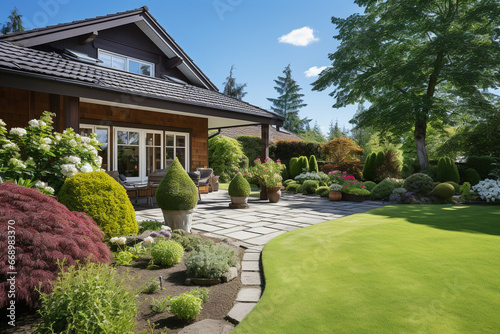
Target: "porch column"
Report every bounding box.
[63,96,80,132]
[260,123,270,200]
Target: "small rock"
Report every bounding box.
[221,267,238,283]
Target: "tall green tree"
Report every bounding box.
[301,121,327,143]
[1,7,24,34]
[313,0,500,169]
[222,65,247,100]
[268,64,308,133]
[327,119,345,141]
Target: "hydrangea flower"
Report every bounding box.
[41,137,52,145]
[2,142,18,150]
[79,163,93,173]
[61,164,78,177]
[9,158,26,169]
[39,144,51,152]
[472,179,500,203]
[9,127,27,136]
[66,156,81,164]
[28,119,40,128]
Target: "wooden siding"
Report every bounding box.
[0,87,51,127]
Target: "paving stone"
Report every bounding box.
[244,231,286,246]
[227,303,257,324]
[193,223,222,232]
[236,287,262,302]
[241,260,260,271]
[243,252,260,261]
[241,271,261,285]
[178,319,234,334]
[244,226,280,234]
[225,230,261,240]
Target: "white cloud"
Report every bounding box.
[278,26,319,46]
[304,66,328,78]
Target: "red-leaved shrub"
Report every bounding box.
[0,183,111,308]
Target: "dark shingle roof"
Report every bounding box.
[218,125,303,141]
[0,41,282,121]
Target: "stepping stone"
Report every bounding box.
[241,272,261,285]
[241,260,260,271]
[243,252,260,261]
[178,319,234,334]
[227,303,257,324]
[236,287,262,302]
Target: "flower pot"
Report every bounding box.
[229,196,249,209]
[267,186,282,203]
[329,190,342,201]
[161,209,194,232]
[341,193,369,202]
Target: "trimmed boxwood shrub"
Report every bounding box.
[150,239,185,267]
[362,152,377,181]
[363,181,377,192]
[58,171,138,238]
[297,156,309,175]
[286,183,301,193]
[283,179,296,187]
[0,183,110,309]
[437,157,460,183]
[315,186,330,197]
[464,168,481,186]
[370,178,399,200]
[444,181,460,194]
[465,156,498,179]
[289,157,300,180]
[309,155,319,173]
[208,135,248,182]
[156,157,198,211]
[404,173,434,196]
[302,180,320,195]
[270,140,323,166]
[432,183,455,200]
[228,172,251,197]
[37,262,136,333]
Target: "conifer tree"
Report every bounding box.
[222,65,247,100]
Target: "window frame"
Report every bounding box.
[165,132,190,172]
[79,124,110,170]
[97,49,155,77]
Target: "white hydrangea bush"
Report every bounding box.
[0,111,103,193]
[472,179,500,203]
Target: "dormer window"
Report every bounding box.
[98,49,154,77]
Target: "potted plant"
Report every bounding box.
[155,157,198,232]
[341,185,371,202]
[228,172,251,208]
[246,158,285,203]
[329,183,342,201]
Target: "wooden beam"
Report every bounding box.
[63,96,80,132]
[79,31,98,45]
[165,56,183,69]
[260,124,270,200]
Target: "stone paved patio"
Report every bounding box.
[134,190,387,328]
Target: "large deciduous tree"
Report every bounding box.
[268,64,309,133]
[222,65,247,100]
[313,0,500,169]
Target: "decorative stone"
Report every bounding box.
[221,267,238,283]
[227,303,257,324]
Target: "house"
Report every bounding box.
[0,6,283,183]
[215,124,303,142]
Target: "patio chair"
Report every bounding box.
[147,172,166,207]
[105,171,147,203]
[188,171,201,200]
[196,168,214,194]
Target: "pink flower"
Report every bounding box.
[265,157,270,162]
[255,158,261,162]
[277,159,281,163]
[349,181,356,185]
[342,171,347,174]
[264,169,268,172]
[344,185,348,188]
[361,186,365,188]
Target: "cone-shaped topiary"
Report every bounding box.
[289,157,301,179]
[58,172,138,238]
[0,183,111,308]
[156,157,198,211]
[432,183,455,200]
[228,172,251,197]
[297,156,309,175]
[437,157,460,183]
[362,153,376,181]
[308,155,319,173]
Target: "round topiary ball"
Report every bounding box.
[156,158,198,211]
[150,240,185,266]
[445,181,460,194]
[0,183,111,308]
[302,180,319,195]
[286,183,301,193]
[315,186,330,197]
[432,183,455,200]
[228,173,251,197]
[403,173,434,196]
[58,172,138,238]
[370,178,399,200]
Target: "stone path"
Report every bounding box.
[135,190,386,329]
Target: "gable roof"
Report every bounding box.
[0,41,283,128]
[218,125,304,142]
[0,6,217,90]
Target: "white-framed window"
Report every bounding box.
[98,49,154,77]
[165,133,189,171]
[80,125,110,170]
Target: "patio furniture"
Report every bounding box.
[147,172,166,207]
[196,168,215,193]
[105,171,148,203]
[188,171,201,200]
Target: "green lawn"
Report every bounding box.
[233,205,500,334]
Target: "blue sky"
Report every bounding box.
[1,0,363,135]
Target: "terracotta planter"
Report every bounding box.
[161,209,194,232]
[229,196,249,209]
[267,186,282,203]
[329,190,342,201]
[341,193,370,202]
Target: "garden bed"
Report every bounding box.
[0,235,242,334]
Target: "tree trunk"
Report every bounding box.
[414,118,428,170]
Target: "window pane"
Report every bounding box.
[155,148,161,170]
[154,134,161,146]
[166,135,174,147]
[99,144,108,170]
[176,148,186,168]
[99,53,112,67]
[140,64,151,76]
[129,60,140,74]
[117,146,139,177]
[112,55,126,70]
[96,128,108,145]
[80,128,93,137]
[176,136,185,147]
[146,146,160,176]
[129,132,139,145]
[117,131,128,145]
[165,147,174,169]
[146,133,154,146]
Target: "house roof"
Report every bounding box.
[0,6,217,91]
[218,125,304,142]
[0,40,283,128]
